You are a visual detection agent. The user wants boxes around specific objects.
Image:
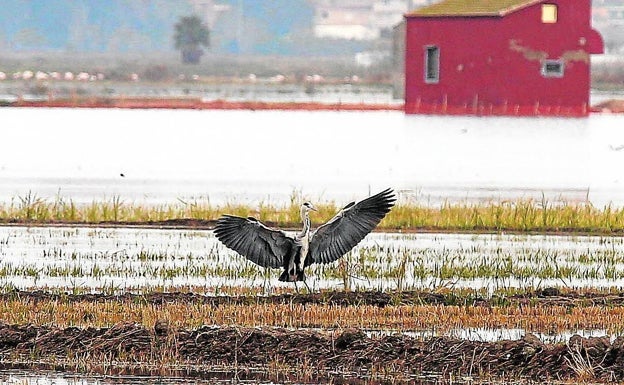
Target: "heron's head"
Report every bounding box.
[301,201,318,213]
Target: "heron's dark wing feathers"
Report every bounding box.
[214,215,293,268]
[307,188,396,265]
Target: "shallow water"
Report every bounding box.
[0,370,241,385]
[0,369,460,385]
[0,226,622,292]
[1,108,624,207]
[368,326,610,344]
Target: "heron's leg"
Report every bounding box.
[294,281,300,295]
[303,279,312,293]
[263,268,270,295]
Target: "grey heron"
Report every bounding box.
[213,188,396,283]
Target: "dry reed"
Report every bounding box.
[2,298,624,335]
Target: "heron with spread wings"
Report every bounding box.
[213,188,396,283]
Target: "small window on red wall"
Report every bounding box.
[424,46,439,84]
[542,59,564,77]
[542,4,557,23]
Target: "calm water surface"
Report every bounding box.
[0,370,235,385]
[1,108,623,206]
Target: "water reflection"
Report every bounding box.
[367,327,611,344]
[0,369,446,385]
[0,370,209,385]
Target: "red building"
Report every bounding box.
[404,0,604,116]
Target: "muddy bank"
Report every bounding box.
[4,288,624,308]
[593,99,624,113]
[4,218,624,238]
[6,96,624,115]
[0,322,622,382]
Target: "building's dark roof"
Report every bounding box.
[406,0,543,17]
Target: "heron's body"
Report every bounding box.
[214,188,396,283]
[293,236,309,278]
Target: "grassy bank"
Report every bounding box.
[2,193,624,234]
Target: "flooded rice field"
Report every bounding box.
[1,226,623,292]
[1,226,624,383]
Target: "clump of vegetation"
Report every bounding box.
[174,15,210,64]
[2,193,624,235]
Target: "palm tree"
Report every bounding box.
[174,15,210,64]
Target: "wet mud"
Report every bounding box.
[5,219,624,238]
[0,322,623,382]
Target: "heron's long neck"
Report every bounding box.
[298,209,311,238]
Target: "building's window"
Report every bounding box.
[424,45,439,83]
[542,59,564,77]
[542,4,557,23]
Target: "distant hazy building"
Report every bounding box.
[310,0,435,41]
[593,0,624,26]
[189,0,231,28]
[372,0,412,37]
[311,0,375,40]
[391,21,406,99]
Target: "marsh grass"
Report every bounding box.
[2,193,624,234]
[389,200,624,233]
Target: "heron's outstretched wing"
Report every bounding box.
[214,215,294,268]
[307,188,396,265]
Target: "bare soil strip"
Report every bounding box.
[3,288,624,308]
[3,218,624,237]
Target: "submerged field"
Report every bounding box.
[2,198,624,383]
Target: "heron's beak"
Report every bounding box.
[311,205,318,212]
